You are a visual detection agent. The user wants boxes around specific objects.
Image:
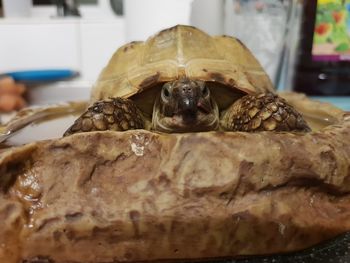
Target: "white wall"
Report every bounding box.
[0,0,224,85]
[79,19,125,80]
[124,0,225,42]
[0,18,125,83]
[124,0,193,42]
[0,20,80,73]
[191,0,224,35]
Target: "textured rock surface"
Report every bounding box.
[0,112,350,263]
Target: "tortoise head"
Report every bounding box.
[152,78,219,132]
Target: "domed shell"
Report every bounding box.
[91,25,274,114]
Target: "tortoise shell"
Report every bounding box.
[91,25,274,116]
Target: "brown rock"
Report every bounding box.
[0,114,350,262]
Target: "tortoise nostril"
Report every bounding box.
[182,86,192,93]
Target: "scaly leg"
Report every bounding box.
[64,98,145,136]
[220,93,311,132]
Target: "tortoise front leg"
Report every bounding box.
[64,98,145,136]
[220,93,311,132]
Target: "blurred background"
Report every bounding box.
[0,0,349,115]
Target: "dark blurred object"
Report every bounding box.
[0,77,26,112]
[0,0,3,17]
[53,0,81,17]
[294,0,350,95]
[110,0,123,16]
[203,232,350,263]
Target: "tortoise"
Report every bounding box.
[64,25,310,136]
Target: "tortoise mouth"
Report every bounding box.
[174,99,213,123]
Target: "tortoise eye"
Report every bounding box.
[202,86,209,96]
[161,84,171,101]
[163,88,170,97]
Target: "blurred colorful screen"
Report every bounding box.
[312,0,350,61]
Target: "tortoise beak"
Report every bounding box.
[176,80,201,115]
[179,97,197,114]
[177,97,197,124]
[178,92,212,116]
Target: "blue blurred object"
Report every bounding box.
[2,69,79,82]
[311,96,350,111]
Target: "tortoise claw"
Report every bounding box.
[220,93,311,132]
[64,98,145,136]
